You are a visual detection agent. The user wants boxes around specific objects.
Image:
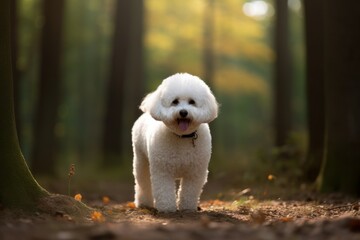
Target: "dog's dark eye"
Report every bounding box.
[189,99,196,105]
[172,99,179,105]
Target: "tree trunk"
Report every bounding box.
[274,0,292,147]
[102,0,146,165]
[128,0,145,119]
[122,0,145,157]
[203,0,215,88]
[0,0,49,209]
[302,0,325,181]
[102,1,133,166]
[202,0,220,154]
[318,0,360,195]
[31,0,65,175]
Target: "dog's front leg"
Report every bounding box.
[150,171,177,212]
[177,172,208,211]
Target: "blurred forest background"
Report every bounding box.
[12,0,306,186]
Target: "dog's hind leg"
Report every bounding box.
[133,154,153,208]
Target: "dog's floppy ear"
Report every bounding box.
[139,90,164,121]
[204,89,219,123]
[139,92,154,113]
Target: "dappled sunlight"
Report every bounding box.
[242,0,274,20]
[238,40,274,62]
[215,68,270,95]
[146,0,274,99]
[146,32,174,53]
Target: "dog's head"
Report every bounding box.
[140,73,219,135]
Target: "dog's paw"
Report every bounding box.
[157,208,177,213]
[156,205,177,213]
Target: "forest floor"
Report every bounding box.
[1,179,360,240]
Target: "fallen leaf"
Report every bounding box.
[267,174,276,181]
[74,194,82,202]
[91,211,105,222]
[279,217,293,222]
[126,202,136,209]
[102,196,110,205]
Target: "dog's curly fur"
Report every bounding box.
[132,73,219,212]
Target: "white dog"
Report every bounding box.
[132,73,219,212]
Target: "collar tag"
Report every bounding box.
[176,131,198,147]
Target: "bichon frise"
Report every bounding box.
[132,73,219,212]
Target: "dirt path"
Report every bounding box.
[1,192,360,240]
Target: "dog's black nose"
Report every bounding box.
[179,109,188,118]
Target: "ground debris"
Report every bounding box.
[1,191,360,240]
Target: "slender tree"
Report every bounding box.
[273,0,292,147]
[203,0,215,88]
[0,0,49,209]
[302,0,325,181]
[102,0,145,165]
[31,0,65,175]
[128,0,145,116]
[102,1,131,166]
[202,0,220,153]
[123,0,145,156]
[318,0,360,195]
